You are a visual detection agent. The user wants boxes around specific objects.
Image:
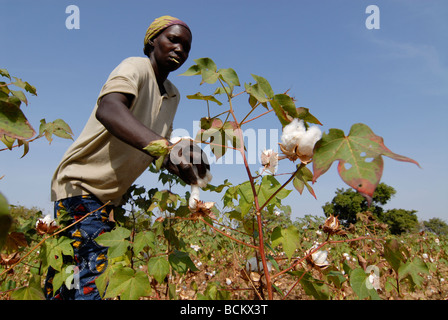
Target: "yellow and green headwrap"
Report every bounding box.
[144,15,191,45]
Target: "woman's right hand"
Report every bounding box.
[162,139,210,185]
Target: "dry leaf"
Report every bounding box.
[0,252,20,266]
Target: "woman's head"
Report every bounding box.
[143,16,192,59]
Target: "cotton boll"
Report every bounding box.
[42,214,55,226]
[280,118,322,161]
[245,257,273,272]
[36,214,56,228]
[312,250,329,266]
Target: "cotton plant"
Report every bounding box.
[130,57,420,300]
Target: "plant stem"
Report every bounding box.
[240,108,274,126]
[198,217,257,249]
[219,77,273,299]
[239,102,260,125]
[282,270,306,300]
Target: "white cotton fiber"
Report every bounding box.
[281,119,322,156]
[299,125,322,156]
[281,119,305,149]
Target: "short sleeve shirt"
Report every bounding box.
[51,57,180,206]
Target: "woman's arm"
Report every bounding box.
[95,92,209,184]
[96,92,164,152]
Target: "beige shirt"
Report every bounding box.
[51,57,180,205]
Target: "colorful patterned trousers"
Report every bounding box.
[44,195,115,300]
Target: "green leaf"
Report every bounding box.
[271,225,300,259]
[0,68,11,80]
[10,90,28,106]
[133,230,155,254]
[193,58,219,84]
[95,226,131,259]
[39,118,73,143]
[168,283,178,300]
[104,267,151,300]
[179,64,201,76]
[149,190,179,212]
[12,76,37,95]
[168,250,198,274]
[0,100,36,140]
[257,175,291,209]
[251,74,274,99]
[245,83,270,104]
[237,181,254,216]
[326,270,347,289]
[299,271,330,300]
[0,84,11,99]
[269,100,289,127]
[383,239,405,273]
[148,256,170,283]
[0,192,12,251]
[293,165,316,199]
[296,107,322,125]
[312,123,420,204]
[17,139,30,158]
[385,277,396,293]
[39,237,74,271]
[398,258,429,289]
[269,94,299,127]
[10,275,45,300]
[0,192,9,217]
[217,68,240,93]
[95,263,123,297]
[186,92,222,106]
[244,74,274,105]
[1,135,14,150]
[349,268,370,299]
[349,268,380,300]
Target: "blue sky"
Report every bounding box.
[1,0,447,223]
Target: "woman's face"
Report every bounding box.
[151,24,192,72]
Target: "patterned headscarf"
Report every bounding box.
[144,15,191,45]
